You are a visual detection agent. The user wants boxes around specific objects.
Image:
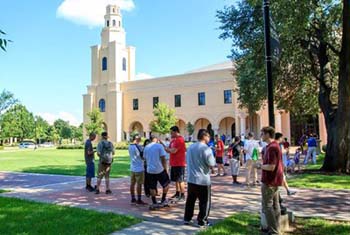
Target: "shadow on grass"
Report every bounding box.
[0,197,140,235]
[21,156,131,178]
[197,212,261,235]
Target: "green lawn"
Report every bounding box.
[197,212,350,235]
[0,149,131,178]
[0,197,140,235]
[288,154,350,190]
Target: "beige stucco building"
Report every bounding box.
[83,5,327,145]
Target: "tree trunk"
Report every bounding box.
[335,0,350,172]
[321,1,350,172]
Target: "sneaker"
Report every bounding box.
[95,189,100,194]
[160,199,170,207]
[184,220,193,226]
[136,199,147,205]
[287,190,297,196]
[177,196,186,203]
[106,189,112,194]
[131,198,137,205]
[170,193,179,199]
[86,185,94,192]
[149,203,161,210]
[198,221,212,228]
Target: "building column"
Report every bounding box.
[126,132,130,142]
[213,126,219,136]
[318,113,327,145]
[146,131,151,139]
[240,116,246,135]
[275,112,282,133]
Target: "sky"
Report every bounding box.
[0,0,235,126]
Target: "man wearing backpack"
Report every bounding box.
[243,132,260,187]
[95,132,115,194]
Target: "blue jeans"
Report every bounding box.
[304,147,316,164]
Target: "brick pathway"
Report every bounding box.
[1,170,349,234]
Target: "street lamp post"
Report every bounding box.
[263,0,275,128]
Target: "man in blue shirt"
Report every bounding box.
[304,134,317,164]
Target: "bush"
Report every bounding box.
[57,145,84,150]
[0,145,4,150]
[115,141,129,150]
[322,144,327,152]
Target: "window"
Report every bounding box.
[224,90,232,104]
[99,99,106,112]
[174,95,181,107]
[198,92,206,106]
[133,99,139,110]
[112,8,115,13]
[119,21,121,27]
[113,19,116,26]
[102,57,107,71]
[106,20,109,27]
[122,58,127,71]
[153,97,159,108]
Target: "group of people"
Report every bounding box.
[84,125,302,233]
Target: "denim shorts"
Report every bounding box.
[86,162,95,178]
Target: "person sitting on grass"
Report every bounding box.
[128,135,147,205]
[95,132,115,195]
[84,132,96,192]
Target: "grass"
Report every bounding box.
[197,212,350,235]
[0,197,140,235]
[0,149,131,178]
[0,189,9,193]
[288,154,350,190]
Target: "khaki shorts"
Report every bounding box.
[97,163,111,179]
[131,171,144,185]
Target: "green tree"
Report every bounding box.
[218,0,349,171]
[71,124,83,142]
[84,108,104,136]
[0,104,35,141]
[47,126,60,144]
[0,90,18,115]
[150,103,177,136]
[53,119,71,141]
[34,116,50,143]
[0,30,12,52]
[186,122,195,136]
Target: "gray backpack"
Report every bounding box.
[100,141,114,164]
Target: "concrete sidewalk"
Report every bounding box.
[1,171,349,235]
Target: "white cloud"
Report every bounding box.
[37,112,82,127]
[57,0,135,27]
[135,73,154,80]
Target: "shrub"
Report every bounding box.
[0,145,4,150]
[115,141,129,150]
[57,145,84,150]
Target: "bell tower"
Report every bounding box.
[101,5,126,47]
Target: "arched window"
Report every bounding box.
[113,20,116,26]
[102,57,107,71]
[106,20,109,27]
[99,99,106,112]
[122,57,127,71]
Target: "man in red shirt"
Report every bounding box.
[163,126,186,201]
[214,134,226,176]
[255,126,283,235]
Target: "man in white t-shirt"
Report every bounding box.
[243,132,260,186]
[144,135,170,210]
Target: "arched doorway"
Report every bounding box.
[129,121,144,138]
[219,117,235,138]
[176,119,187,138]
[194,118,212,140]
[102,122,108,132]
